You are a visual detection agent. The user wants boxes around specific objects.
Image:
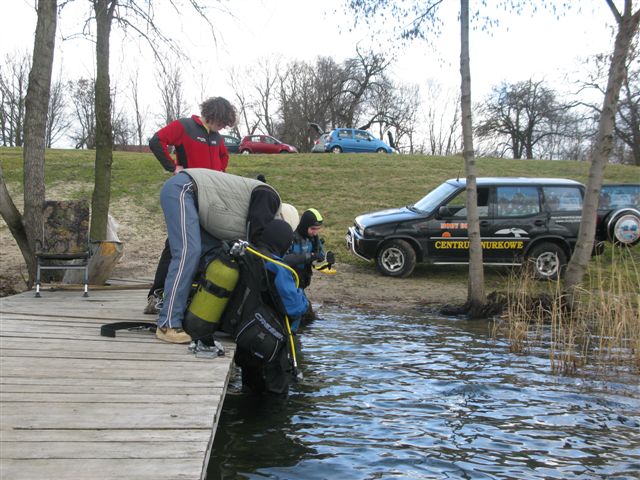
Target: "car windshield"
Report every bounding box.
[412,182,459,213]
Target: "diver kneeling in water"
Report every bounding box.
[232,219,308,396]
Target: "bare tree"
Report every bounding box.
[90,0,116,242]
[347,0,488,315]
[0,0,57,286]
[46,76,71,147]
[73,0,222,241]
[111,82,134,147]
[365,80,422,153]
[228,67,260,137]
[423,81,461,156]
[68,77,96,149]
[340,48,391,127]
[0,52,31,146]
[252,57,281,135]
[564,0,640,301]
[617,39,640,165]
[458,0,485,315]
[156,64,189,126]
[579,36,640,165]
[277,60,317,149]
[527,106,596,161]
[476,79,567,159]
[129,70,147,147]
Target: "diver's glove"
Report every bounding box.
[325,251,335,265]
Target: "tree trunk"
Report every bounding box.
[564,1,640,300]
[0,163,32,275]
[90,0,115,241]
[460,0,485,317]
[22,0,58,285]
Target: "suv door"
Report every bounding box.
[424,186,492,262]
[487,185,544,262]
[542,185,583,242]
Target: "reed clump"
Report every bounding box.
[493,247,640,375]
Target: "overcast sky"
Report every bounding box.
[3,0,618,144]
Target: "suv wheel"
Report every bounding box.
[331,146,342,154]
[527,242,567,280]
[376,239,416,278]
[376,148,386,153]
[241,149,251,155]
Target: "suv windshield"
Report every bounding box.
[413,182,459,213]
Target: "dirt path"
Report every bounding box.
[1,240,468,313]
[294,262,468,314]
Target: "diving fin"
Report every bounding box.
[313,261,337,275]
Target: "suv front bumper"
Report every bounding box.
[346,226,377,262]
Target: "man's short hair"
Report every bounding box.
[200,97,237,127]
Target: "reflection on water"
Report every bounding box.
[208,310,640,479]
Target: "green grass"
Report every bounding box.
[2,147,639,283]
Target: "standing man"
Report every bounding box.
[145,97,237,314]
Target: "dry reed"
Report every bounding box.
[493,247,640,375]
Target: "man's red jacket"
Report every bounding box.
[149,115,229,172]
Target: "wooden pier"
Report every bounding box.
[0,286,234,479]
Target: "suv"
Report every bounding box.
[325,128,395,154]
[239,135,298,154]
[346,178,640,280]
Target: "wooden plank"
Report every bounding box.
[0,287,234,480]
[0,428,211,443]
[0,376,228,389]
[1,335,233,352]
[0,392,222,403]
[0,441,208,459]
[0,403,219,430]
[0,458,203,480]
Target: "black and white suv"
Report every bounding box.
[346,178,640,280]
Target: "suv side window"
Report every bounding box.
[496,186,540,217]
[338,129,351,139]
[354,130,369,140]
[599,185,640,209]
[543,186,583,212]
[446,187,490,217]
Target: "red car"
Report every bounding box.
[239,135,298,154]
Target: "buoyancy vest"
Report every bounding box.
[221,243,299,368]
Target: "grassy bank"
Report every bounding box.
[2,147,638,258]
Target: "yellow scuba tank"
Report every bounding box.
[183,255,239,342]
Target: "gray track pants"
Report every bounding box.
[158,172,219,329]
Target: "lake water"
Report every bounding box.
[208,309,640,479]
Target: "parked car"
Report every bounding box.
[311,133,330,153]
[325,128,395,154]
[346,178,640,280]
[221,134,240,154]
[239,135,298,154]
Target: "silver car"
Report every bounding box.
[311,133,329,153]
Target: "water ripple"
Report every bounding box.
[209,309,640,480]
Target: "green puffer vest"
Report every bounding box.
[185,168,282,240]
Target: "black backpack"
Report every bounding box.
[220,248,288,363]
